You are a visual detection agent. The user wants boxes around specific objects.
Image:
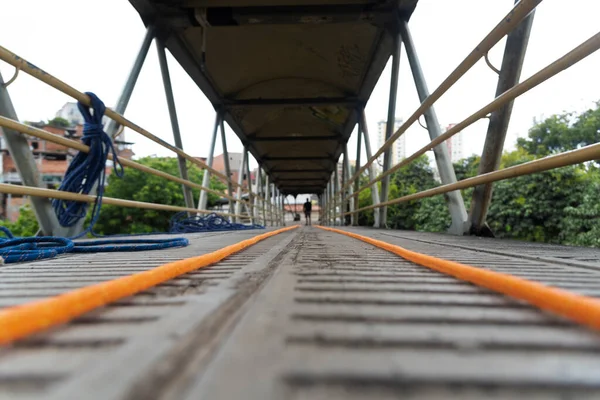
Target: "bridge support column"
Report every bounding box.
[265,176,272,227]
[156,39,195,211]
[399,20,468,235]
[379,30,401,228]
[0,72,62,236]
[280,193,285,226]
[198,112,221,211]
[324,180,330,225]
[257,167,264,226]
[343,144,353,227]
[219,118,234,219]
[469,6,535,237]
[360,110,381,228]
[234,149,247,223]
[352,126,362,226]
[243,147,255,225]
[333,162,340,226]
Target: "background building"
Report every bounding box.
[444,123,464,162]
[377,118,405,167]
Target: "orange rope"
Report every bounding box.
[0,226,298,345]
[318,226,600,331]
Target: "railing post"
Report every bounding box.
[352,127,362,226]
[360,110,381,228]
[219,118,234,218]
[324,181,329,225]
[333,163,340,226]
[265,176,272,227]
[156,38,195,210]
[234,149,247,223]
[341,150,347,226]
[0,72,62,235]
[274,188,279,226]
[257,166,264,225]
[261,170,267,226]
[280,193,285,226]
[343,144,353,227]
[399,20,468,235]
[379,28,401,228]
[244,147,254,225]
[198,112,221,211]
[469,5,535,236]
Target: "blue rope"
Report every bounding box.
[53,92,123,232]
[170,212,264,233]
[0,93,189,264]
[0,93,262,264]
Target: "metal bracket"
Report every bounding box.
[1,66,19,88]
[485,51,500,75]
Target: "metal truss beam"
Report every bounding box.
[250,135,341,142]
[469,5,536,237]
[223,97,359,108]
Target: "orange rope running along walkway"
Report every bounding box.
[0,226,298,345]
[318,226,600,332]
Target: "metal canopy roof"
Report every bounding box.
[129,0,418,195]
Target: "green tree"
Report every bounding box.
[560,171,600,247]
[387,155,438,230]
[517,101,600,162]
[0,204,39,237]
[93,157,227,235]
[48,117,71,128]
[453,155,480,180]
[485,149,586,243]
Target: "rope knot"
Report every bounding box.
[53,92,124,232]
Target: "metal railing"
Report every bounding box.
[322,0,600,233]
[0,45,285,234]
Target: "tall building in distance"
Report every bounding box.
[377,118,405,167]
[444,123,464,162]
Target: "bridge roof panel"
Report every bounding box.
[129,0,418,194]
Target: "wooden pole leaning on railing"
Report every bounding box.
[345,30,600,203]
[341,0,543,194]
[349,142,600,215]
[0,45,246,194]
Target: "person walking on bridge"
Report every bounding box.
[303,198,312,226]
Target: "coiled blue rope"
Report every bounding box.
[170,212,264,233]
[0,93,188,264]
[53,92,123,230]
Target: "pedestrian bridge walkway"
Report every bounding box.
[0,0,600,398]
[1,226,600,400]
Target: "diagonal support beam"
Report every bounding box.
[156,39,195,210]
[399,20,468,235]
[0,73,62,235]
[379,28,401,228]
[469,5,536,237]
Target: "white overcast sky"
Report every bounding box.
[1,0,599,172]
